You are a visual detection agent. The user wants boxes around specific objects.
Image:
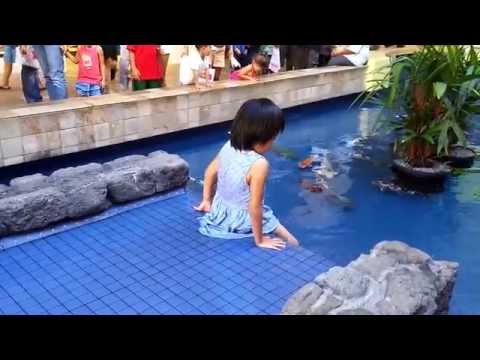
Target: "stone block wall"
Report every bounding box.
[0,66,366,168]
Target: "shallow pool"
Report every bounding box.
[167,95,480,315]
[2,95,479,314]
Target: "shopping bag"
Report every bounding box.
[269,47,281,73]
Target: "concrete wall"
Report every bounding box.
[0,66,366,168]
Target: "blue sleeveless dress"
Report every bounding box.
[198,141,280,239]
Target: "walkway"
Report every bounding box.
[0,191,333,315]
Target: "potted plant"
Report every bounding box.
[358,45,480,182]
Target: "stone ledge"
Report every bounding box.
[0,152,189,238]
[281,241,459,315]
[0,67,366,167]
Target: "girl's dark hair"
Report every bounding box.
[253,53,267,68]
[195,45,209,50]
[230,98,285,151]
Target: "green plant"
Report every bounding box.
[356,46,480,167]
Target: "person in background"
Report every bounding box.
[232,45,249,68]
[100,45,120,93]
[259,45,274,73]
[179,45,211,88]
[210,45,228,81]
[33,45,68,100]
[318,45,334,67]
[0,45,17,90]
[246,45,260,63]
[195,98,300,250]
[127,45,164,91]
[18,45,42,103]
[327,45,370,66]
[160,45,173,85]
[118,45,131,91]
[229,53,266,81]
[286,45,309,70]
[65,45,105,97]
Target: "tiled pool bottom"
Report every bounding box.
[0,192,333,315]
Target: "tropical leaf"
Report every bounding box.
[433,82,447,99]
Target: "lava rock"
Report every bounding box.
[0,184,10,199]
[281,241,459,315]
[104,153,189,203]
[9,174,49,193]
[144,152,189,192]
[50,163,103,180]
[48,163,111,219]
[0,187,68,235]
[103,155,148,172]
[104,165,157,203]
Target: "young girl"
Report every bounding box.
[65,45,105,97]
[195,98,300,250]
[229,53,266,81]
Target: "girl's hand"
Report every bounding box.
[194,200,212,212]
[257,236,286,251]
[131,67,141,80]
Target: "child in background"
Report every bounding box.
[195,98,300,250]
[65,45,105,97]
[127,45,164,91]
[229,53,266,81]
[179,45,212,88]
[19,45,42,103]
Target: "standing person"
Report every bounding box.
[210,45,227,81]
[327,45,370,66]
[127,45,164,91]
[118,45,131,91]
[160,45,173,85]
[65,45,105,97]
[318,45,334,67]
[100,45,120,93]
[179,45,211,88]
[232,45,249,68]
[32,45,68,100]
[19,45,42,103]
[195,98,300,250]
[286,45,309,70]
[0,45,17,90]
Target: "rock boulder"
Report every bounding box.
[0,187,68,235]
[282,241,459,315]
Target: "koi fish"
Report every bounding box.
[300,179,323,192]
[298,156,314,169]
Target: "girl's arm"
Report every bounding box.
[237,65,255,81]
[248,159,286,250]
[194,156,219,212]
[65,48,79,64]
[128,49,141,80]
[97,46,106,88]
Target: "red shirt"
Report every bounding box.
[77,45,102,85]
[127,45,163,80]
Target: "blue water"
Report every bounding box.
[1,95,479,314]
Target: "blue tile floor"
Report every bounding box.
[0,192,334,315]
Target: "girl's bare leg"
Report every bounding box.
[274,224,299,246]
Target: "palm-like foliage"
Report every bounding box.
[357,45,480,167]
